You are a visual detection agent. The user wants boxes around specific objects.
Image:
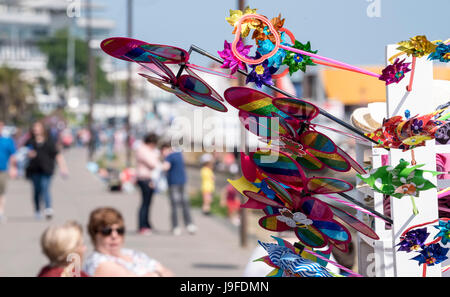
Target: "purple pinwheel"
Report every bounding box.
[246,53,278,88]
[411,119,424,134]
[434,220,450,245]
[397,228,429,252]
[379,58,411,85]
[218,39,252,74]
[411,243,449,266]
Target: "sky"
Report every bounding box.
[95,0,450,67]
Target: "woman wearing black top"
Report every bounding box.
[26,121,68,220]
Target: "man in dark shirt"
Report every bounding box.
[161,143,196,236]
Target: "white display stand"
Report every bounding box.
[356,44,448,276]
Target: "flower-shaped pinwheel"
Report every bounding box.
[397,228,430,252]
[365,111,444,151]
[282,40,317,74]
[246,53,278,88]
[358,159,443,214]
[434,220,450,245]
[397,35,438,58]
[217,39,252,74]
[257,32,288,68]
[226,6,259,38]
[428,42,450,63]
[252,14,285,44]
[378,58,411,85]
[256,236,336,277]
[411,243,449,266]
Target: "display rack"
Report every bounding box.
[356,44,450,277]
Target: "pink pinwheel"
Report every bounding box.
[379,58,411,85]
[218,39,252,74]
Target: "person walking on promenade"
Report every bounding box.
[135,133,160,235]
[0,121,17,222]
[25,121,69,220]
[161,144,197,236]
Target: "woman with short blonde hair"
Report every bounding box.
[38,221,88,277]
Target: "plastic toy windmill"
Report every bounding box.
[256,236,363,277]
[397,218,450,277]
[236,148,379,252]
[100,37,230,112]
[388,36,450,91]
[224,86,367,174]
[365,109,445,152]
[220,7,417,87]
[357,159,444,215]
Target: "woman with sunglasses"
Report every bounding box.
[83,207,173,277]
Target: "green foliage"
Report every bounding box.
[37,28,113,98]
[0,66,35,124]
[190,191,228,217]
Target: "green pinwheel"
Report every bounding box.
[282,40,317,75]
[357,159,443,215]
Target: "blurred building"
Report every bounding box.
[0,0,115,113]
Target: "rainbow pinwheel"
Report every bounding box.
[236,149,379,252]
[224,87,366,174]
[256,236,337,277]
[101,37,228,112]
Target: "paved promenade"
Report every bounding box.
[0,148,260,277]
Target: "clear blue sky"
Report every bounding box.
[97,0,450,66]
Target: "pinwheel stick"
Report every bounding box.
[406,56,417,92]
[188,44,382,147]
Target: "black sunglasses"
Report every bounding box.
[99,226,125,236]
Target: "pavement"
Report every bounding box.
[0,147,261,277]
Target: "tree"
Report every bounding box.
[0,66,35,125]
[37,28,113,99]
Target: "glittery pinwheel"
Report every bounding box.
[282,40,317,75]
[434,220,450,245]
[397,228,430,252]
[357,159,443,215]
[252,13,285,44]
[428,42,450,63]
[378,58,411,85]
[397,35,438,58]
[411,243,449,266]
[257,32,288,68]
[218,39,252,74]
[246,53,277,88]
[226,6,259,38]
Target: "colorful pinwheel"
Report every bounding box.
[434,220,450,245]
[365,111,444,151]
[101,37,228,112]
[357,159,442,214]
[256,236,337,277]
[224,87,367,174]
[237,149,379,252]
[397,228,430,252]
[217,39,252,74]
